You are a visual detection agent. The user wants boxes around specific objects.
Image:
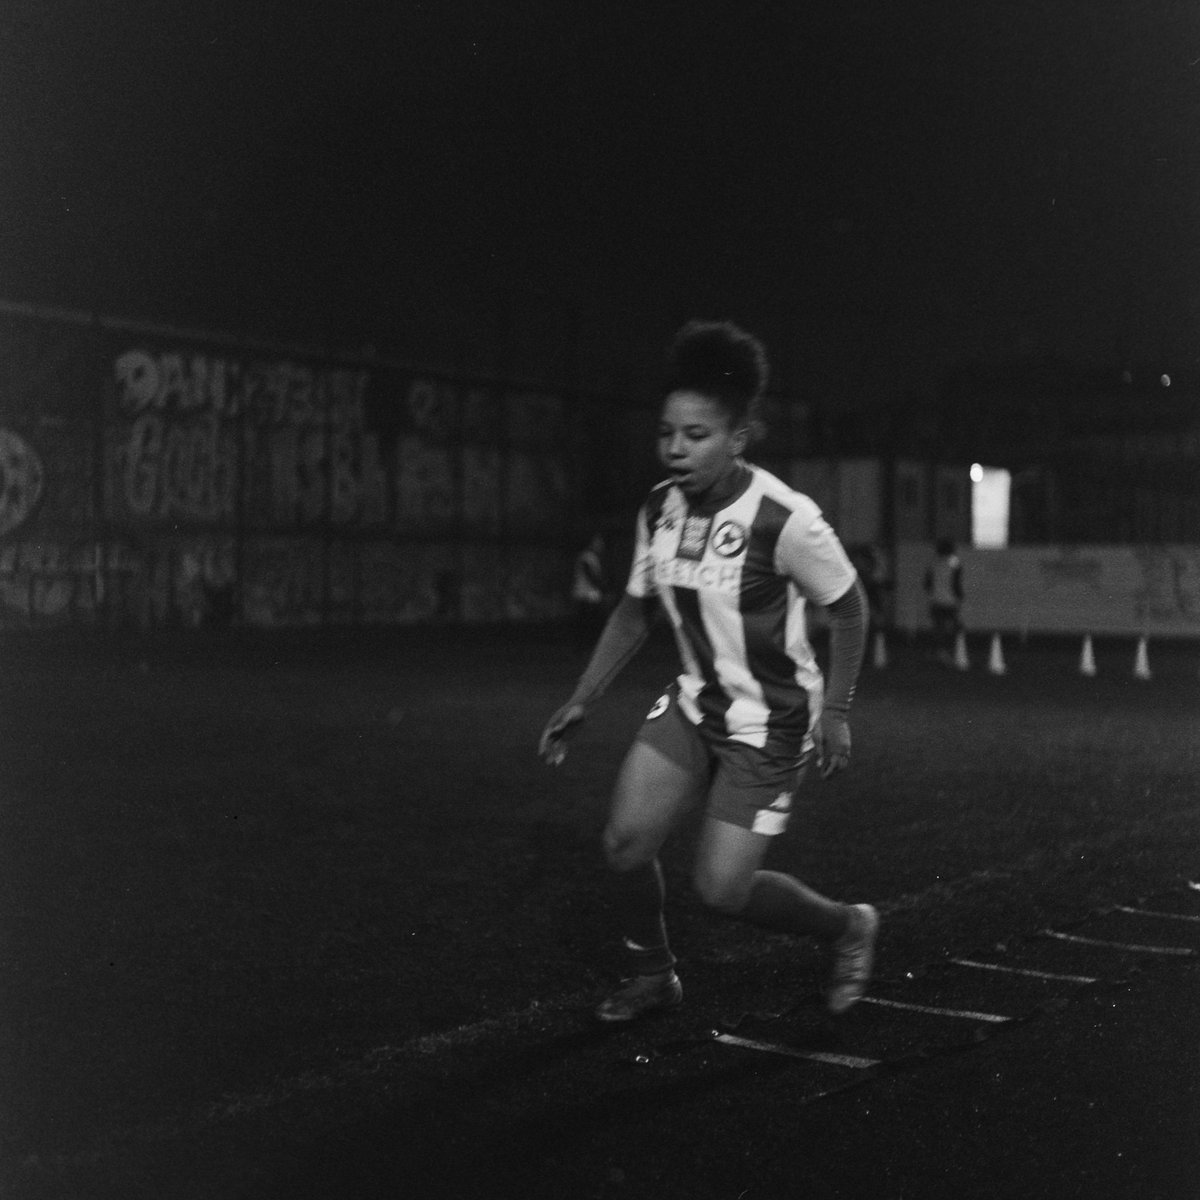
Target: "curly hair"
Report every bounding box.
[663,320,769,426]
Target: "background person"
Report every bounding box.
[570,533,608,650]
[538,319,875,1023]
[924,538,965,666]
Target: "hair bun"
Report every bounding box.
[664,320,768,405]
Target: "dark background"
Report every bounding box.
[2,1,1197,405]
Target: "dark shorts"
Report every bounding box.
[632,687,812,836]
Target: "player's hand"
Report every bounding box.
[816,712,851,780]
[538,703,586,766]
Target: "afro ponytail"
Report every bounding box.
[663,320,769,425]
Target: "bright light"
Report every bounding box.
[1160,374,1171,387]
[972,466,1011,548]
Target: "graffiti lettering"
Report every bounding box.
[396,438,455,529]
[242,540,325,626]
[0,541,93,618]
[114,349,368,426]
[268,427,325,524]
[121,413,236,520]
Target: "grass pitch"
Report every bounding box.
[2,626,1197,1197]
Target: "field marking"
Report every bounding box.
[949,958,1098,985]
[714,1033,879,1070]
[859,996,1011,1023]
[1042,929,1198,957]
[1115,904,1200,924]
[63,872,1200,1161]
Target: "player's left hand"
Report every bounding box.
[538,703,586,767]
[816,712,851,779]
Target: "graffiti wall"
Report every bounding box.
[0,306,588,628]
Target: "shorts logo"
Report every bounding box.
[646,693,670,720]
[712,520,747,558]
[676,514,712,561]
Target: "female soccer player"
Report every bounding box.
[538,320,877,1021]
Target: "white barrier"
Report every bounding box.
[895,544,1200,640]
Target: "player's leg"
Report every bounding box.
[692,816,849,938]
[692,745,879,1013]
[595,691,707,1021]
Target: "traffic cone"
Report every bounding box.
[1134,636,1152,680]
[953,630,970,670]
[1079,635,1097,677]
[872,629,888,669]
[987,633,1006,675]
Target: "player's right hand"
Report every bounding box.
[538,703,586,766]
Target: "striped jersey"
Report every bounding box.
[626,464,858,749]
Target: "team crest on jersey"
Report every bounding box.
[676,514,712,561]
[711,520,747,558]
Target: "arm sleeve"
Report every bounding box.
[822,577,868,716]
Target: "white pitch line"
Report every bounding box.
[950,958,1098,985]
[859,996,1011,1023]
[1043,929,1197,957]
[68,873,1200,1159]
[1115,905,1200,924]
[713,1033,879,1070]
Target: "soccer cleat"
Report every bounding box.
[594,971,683,1022]
[825,904,879,1015]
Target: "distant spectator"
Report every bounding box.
[924,538,964,666]
[570,534,608,649]
[850,543,893,641]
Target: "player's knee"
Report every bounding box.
[602,825,652,873]
[693,865,751,916]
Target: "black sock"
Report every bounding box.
[611,859,675,974]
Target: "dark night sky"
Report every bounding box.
[1,1,1197,403]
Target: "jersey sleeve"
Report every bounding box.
[624,503,657,598]
[774,499,858,606]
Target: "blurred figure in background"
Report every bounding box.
[570,533,608,650]
[849,543,893,655]
[924,538,964,666]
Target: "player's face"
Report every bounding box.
[657,390,748,499]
